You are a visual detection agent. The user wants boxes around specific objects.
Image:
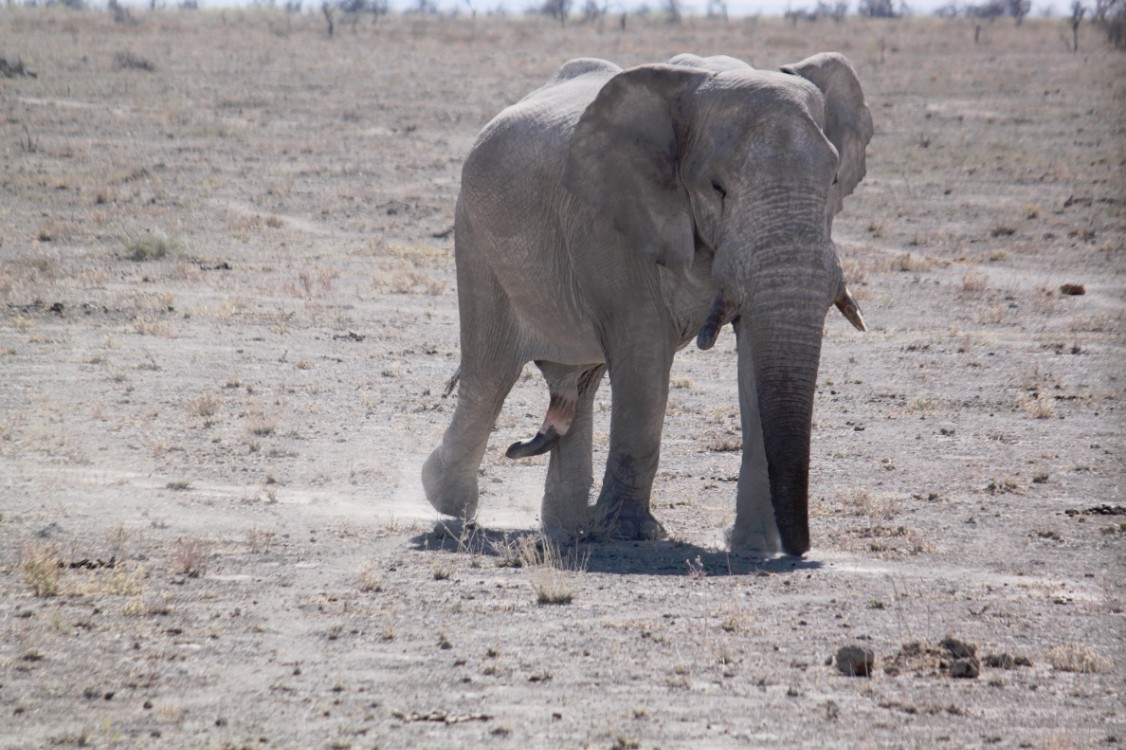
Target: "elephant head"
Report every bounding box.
[562,54,872,555]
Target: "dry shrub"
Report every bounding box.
[113,50,155,72]
[171,537,212,578]
[1046,644,1111,674]
[1030,285,1057,315]
[892,253,932,273]
[846,489,895,520]
[961,271,987,292]
[976,304,1007,324]
[246,528,276,553]
[125,234,178,261]
[358,563,383,593]
[286,269,336,298]
[246,412,278,437]
[189,392,220,418]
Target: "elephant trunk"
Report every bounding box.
[734,283,826,557]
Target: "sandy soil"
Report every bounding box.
[1,8,1123,749]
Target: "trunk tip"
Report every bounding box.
[779,526,810,557]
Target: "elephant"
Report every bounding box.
[422,51,873,556]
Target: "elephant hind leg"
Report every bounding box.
[505,362,580,460]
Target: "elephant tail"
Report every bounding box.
[443,368,461,398]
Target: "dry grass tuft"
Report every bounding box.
[1046,644,1111,674]
[373,269,445,296]
[961,271,988,292]
[1017,392,1056,419]
[245,528,276,553]
[358,563,383,593]
[21,543,63,597]
[517,534,589,605]
[892,253,932,273]
[124,233,179,261]
[976,304,1007,325]
[246,412,278,437]
[705,434,742,453]
[189,392,220,418]
[74,564,146,597]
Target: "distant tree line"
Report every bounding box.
[932,0,1030,23]
[15,0,1126,50]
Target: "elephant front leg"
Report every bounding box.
[591,348,673,540]
[728,333,782,554]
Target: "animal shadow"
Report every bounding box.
[409,521,821,577]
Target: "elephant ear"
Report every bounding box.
[563,65,710,270]
[780,53,873,213]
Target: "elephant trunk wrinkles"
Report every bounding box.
[736,289,825,557]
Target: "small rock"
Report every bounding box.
[985,653,1032,668]
[940,637,977,659]
[836,645,875,676]
[984,653,1014,669]
[950,657,980,679]
[1059,283,1085,296]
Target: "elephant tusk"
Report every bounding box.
[834,287,867,332]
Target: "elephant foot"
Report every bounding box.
[541,494,592,542]
[421,448,479,521]
[587,502,667,541]
[725,524,784,557]
[506,426,561,459]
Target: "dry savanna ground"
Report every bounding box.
[1,8,1124,749]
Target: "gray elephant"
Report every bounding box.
[422,52,872,556]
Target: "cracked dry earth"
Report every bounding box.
[1,10,1124,750]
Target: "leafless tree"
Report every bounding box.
[858,0,903,17]
[814,0,849,20]
[1094,0,1125,47]
[663,0,683,23]
[965,0,1005,18]
[541,0,571,25]
[1008,0,1030,22]
[1070,0,1086,50]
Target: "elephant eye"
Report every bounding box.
[711,180,727,199]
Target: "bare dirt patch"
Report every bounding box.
[1,9,1123,748]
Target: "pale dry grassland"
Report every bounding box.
[1,8,1123,749]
